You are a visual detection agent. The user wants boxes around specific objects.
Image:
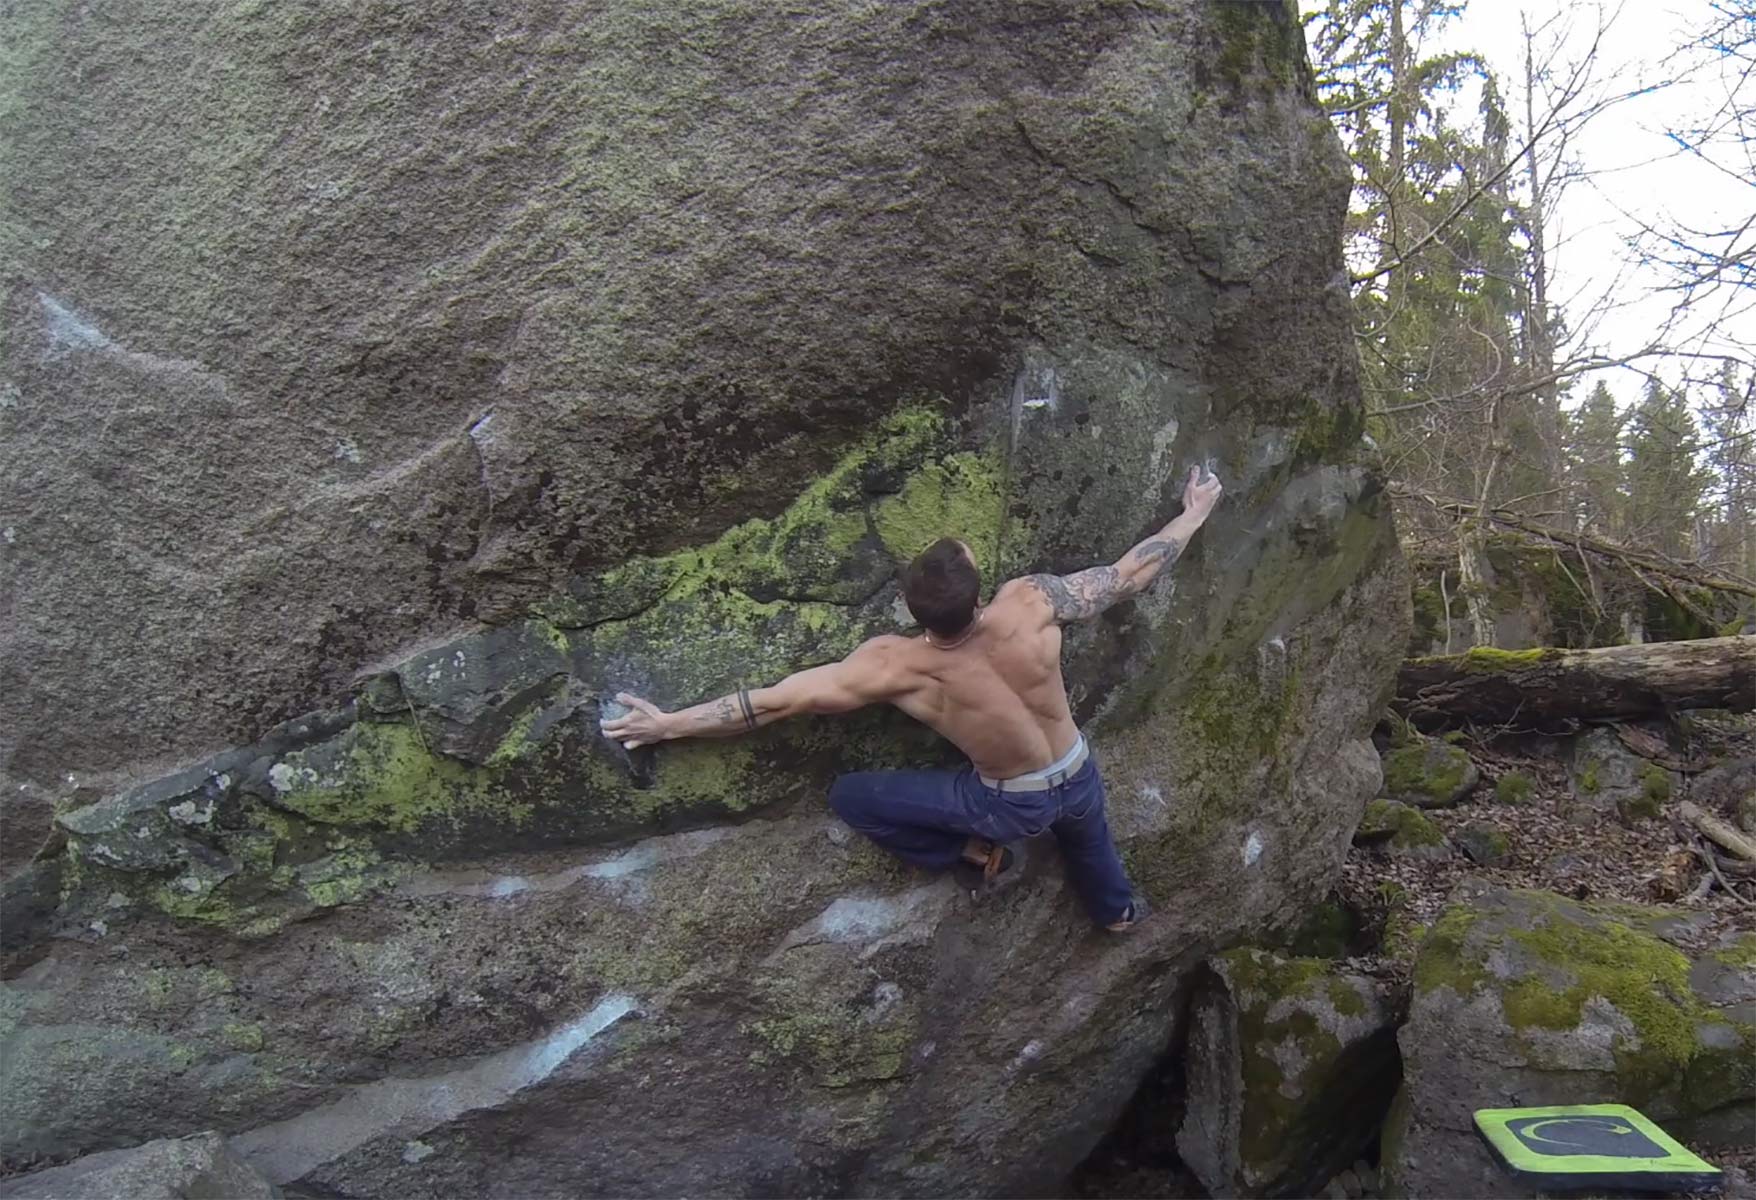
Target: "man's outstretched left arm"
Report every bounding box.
[600,640,901,750]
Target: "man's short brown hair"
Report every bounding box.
[903,538,980,637]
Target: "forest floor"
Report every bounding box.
[1074,709,1756,1199]
[1339,710,1756,964]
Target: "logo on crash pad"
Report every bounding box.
[1504,1115,1666,1159]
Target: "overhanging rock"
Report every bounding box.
[1,2,1406,1194]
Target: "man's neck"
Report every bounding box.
[925,608,984,650]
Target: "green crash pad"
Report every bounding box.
[1474,1104,1722,1193]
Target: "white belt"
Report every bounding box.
[980,734,1089,792]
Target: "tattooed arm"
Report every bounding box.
[600,638,906,749]
[1025,466,1223,623]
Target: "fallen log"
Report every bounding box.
[1394,636,1755,730]
[1680,802,1756,863]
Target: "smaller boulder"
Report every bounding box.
[1176,949,1401,1198]
[1454,822,1509,868]
[0,1131,277,1199]
[1566,727,1676,826]
[1381,738,1479,809]
[1382,884,1756,1199]
[1491,771,1534,805]
[1356,800,1451,861]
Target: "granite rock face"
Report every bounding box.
[1,2,1405,1195]
[0,1131,276,1200]
[1176,949,1401,1198]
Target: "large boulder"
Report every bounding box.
[1383,883,1756,1199]
[1175,949,1400,1198]
[0,1,1406,1195]
[0,1131,276,1199]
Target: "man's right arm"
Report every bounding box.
[1023,466,1222,623]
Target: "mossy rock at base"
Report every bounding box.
[1356,799,1450,860]
[1380,738,1479,809]
[1176,949,1400,1198]
[1491,770,1535,806]
[1387,884,1756,1198]
[1566,728,1675,827]
[1269,894,1362,959]
[1453,822,1509,867]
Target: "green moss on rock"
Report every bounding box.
[1454,821,1510,867]
[270,721,534,832]
[1493,770,1534,805]
[1212,948,1395,1182]
[1412,888,1755,1112]
[1412,907,1490,999]
[1381,739,1475,807]
[1357,799,1444,849]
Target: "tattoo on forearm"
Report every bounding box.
[1029,566,1127,621]
[686,696,740,733]
[1135,537,1183,570]
[1029,535,1185,622]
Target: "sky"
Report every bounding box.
[1305,0,1753,411]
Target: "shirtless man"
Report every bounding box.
[602,466,1225,931]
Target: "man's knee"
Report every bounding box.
[828,773,873,823]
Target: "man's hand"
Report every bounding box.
[1183,464,1223,522]
[1023,463,1223,624]
[600,693,674,749]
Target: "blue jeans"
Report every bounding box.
[828,757,1134,925]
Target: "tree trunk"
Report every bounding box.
[1394,636,1756,729]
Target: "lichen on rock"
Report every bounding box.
[1176,948,1400,1198]
[1387,884,1756,1198]
[1380,737,1479,809]
[0,1,1405,1194]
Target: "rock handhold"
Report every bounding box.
[0,1131,277,1199]
[1381,738,1479,809]
[1381,883,1756,1199]
[1176,949,1401,1198]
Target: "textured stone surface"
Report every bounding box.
[1566,727,1675,826]
[1382,883,1756,1199]
[0,2,1407,1195]
[1454,821,1509,867]
[1380,737,1479,809]
[1175,949,1400,1198]
[1355,799,1451,861]
[0,1131,276,1199]
[3,0,1355,792]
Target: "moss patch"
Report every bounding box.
[271,721,534,833]
[1493,771,1535,805]
[1415,889,1755,1111]
[1217,949,1390,1177]
[1381,740,1473,806]
[1455,646,1558,672]
[1412,906,1490,999]
[1357,799,1444,849]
